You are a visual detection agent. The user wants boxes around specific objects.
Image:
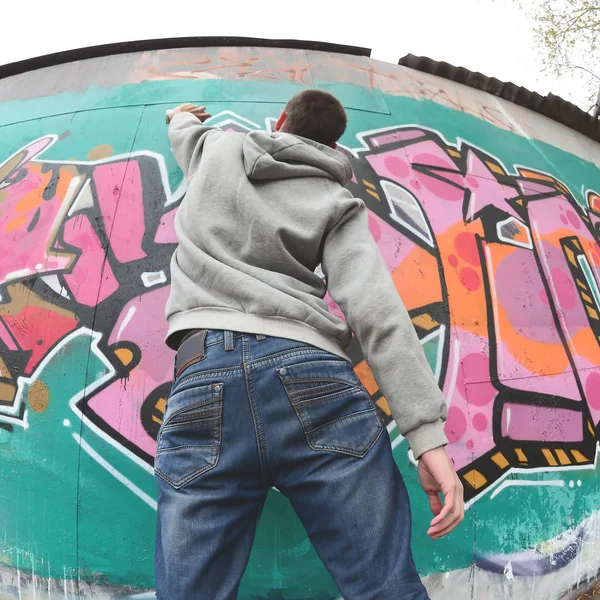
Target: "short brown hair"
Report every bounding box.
[282,90,347,146]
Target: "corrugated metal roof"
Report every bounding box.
[399,53,600,144]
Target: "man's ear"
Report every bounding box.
[274,111,287,132]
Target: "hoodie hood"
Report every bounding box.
[243,131,353,186]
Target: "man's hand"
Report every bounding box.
[417,446,464,540]
[167,104,212,124]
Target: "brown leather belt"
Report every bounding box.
[174,330,208,380]
[173,330,267,379]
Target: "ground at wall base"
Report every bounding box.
[563,577,600,600]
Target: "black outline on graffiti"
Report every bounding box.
[344,123,600,503]
[1,114,599,504]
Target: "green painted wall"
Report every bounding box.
[1,59,599,598]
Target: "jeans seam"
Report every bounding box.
[157,443,219,452]
[205,339,224,348]
[174,354,206,380]
[280,369,371,395]
[282,385,384,458]
[308,424,384,457]
[243,337,269,479]
[280,375,364,406]
[164,397,221,419]
[286,385,361,405]
[155,451,219,488]
[162,415,219,430]
[249,347,345,369]
[160,386,222,433]
[155,403,223,488]
[284,376,356,385]
[307,408,380,435]
[172,366,241,391]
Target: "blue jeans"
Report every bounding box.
[155,331,429,600]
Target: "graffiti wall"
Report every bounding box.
[0,47,599,599]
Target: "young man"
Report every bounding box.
[156,90,463,600]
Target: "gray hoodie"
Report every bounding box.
[166,112,448,458]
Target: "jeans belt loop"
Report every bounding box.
[224,330,235,351]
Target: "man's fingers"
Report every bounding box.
[428,511,463,539]
[428,509,462,538]
[427,492,443,517]
[427,487,464,539]
[418,449,465,540]
[190,110,211,121]
[177,104,208,115]
[429,491,454,527]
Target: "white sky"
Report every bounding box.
[0,0,589,108]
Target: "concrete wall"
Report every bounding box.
[0,46,599,600]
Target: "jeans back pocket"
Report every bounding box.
[277,359,382,457]
[154,382,223,489]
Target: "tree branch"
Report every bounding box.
[561,7,594,34]
[565,62,600,81]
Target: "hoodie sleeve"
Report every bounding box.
[321,192,448,459]
[168,112,220,178]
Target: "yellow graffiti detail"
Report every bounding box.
[491,452,509,469]
[463,469,487,490]
[542,449,558,466]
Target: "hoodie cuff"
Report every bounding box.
[169,111,197,125]
[404,420,448,460]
